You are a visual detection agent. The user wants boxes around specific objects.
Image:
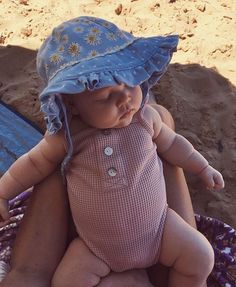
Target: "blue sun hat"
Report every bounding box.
[37,16,178,135]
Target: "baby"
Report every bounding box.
[0,16,224,287]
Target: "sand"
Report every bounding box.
[0,0,235,227]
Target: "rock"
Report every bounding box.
[21,27,32,37]
[187,32,194,38]
[196,3,206,12]
[19,0,29,5]
[115,4,122,15]
[0,35,6,44]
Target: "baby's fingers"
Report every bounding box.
[0,199,10,221]
[213,172,225,191]
[206,177,215,191]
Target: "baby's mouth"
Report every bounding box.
[120,108,134,119]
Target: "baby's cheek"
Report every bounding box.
[89,113,113,129]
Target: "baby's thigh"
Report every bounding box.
[159,208,214,274]
[52,238,110,287]
[98,269,153,287]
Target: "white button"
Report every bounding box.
[104,147,113,156]
[108,168,117,177]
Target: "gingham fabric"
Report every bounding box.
[66,106,167,272]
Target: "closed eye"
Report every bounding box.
[95,93,113,102]
[96,96,109,102]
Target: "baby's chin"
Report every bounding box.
[112,118,134,129]
[90,114,134,129]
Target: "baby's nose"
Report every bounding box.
[117,89,131,107]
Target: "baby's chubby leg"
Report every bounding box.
[52,238,154,287]
[159,208,214,287]
[97,269,154,287]
[52,238,110,287]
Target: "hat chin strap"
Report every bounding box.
[140,82,149,106]
[58,95,74,179]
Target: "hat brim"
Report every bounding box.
[40,35,178,100]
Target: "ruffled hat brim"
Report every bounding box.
[40,35,178,134]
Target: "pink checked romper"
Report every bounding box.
[66,106,167,272]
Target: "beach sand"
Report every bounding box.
[0,0,235,227]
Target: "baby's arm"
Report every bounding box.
[148,106,224,190]
[0,130,66,219]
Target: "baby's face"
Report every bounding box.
[67,84,142,129]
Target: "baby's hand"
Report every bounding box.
[0,198,10,221]
[198,165,224,191]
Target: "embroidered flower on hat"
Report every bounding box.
[100,21,112,28]
[104,45,118,54]
[50,53,63,64]
[90,27,101,35]
[85,34,101,45]
[81,19,92,25]
[57,45,65,53]
[106,32,117,41]
[88,50,99,57]
[74,26,84,33]
[61,34,69,44]
[68,42,81,56]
